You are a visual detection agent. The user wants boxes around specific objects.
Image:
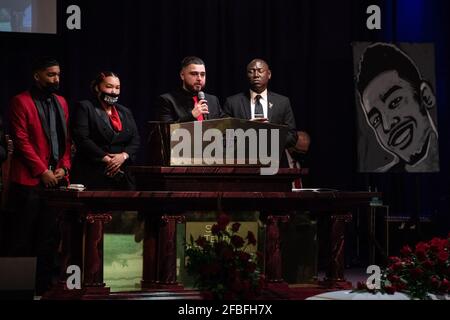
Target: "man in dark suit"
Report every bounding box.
[223,59,297,149]
[156,56,225,122]
[7,56,72,295]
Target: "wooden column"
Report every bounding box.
[262,214,290,289]
[321,213,353,289]
[82,212,112,294]
[142,214,184,290]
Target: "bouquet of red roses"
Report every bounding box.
[185,213,264,300]
[357,234,450,299]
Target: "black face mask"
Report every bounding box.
[43,83,59,94]
[100,91,119,105]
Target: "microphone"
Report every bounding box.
[198,91,208,120]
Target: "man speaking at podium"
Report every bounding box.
[156,56,225,122]
[223,59,297,149]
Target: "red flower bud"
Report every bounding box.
[410,267,424,279]
[384,285,397,295]
[388,274,400,283]
[438,251,449,263]
[430,276,441,289]
[440,279,450,291]
[211,224,220,235]
[422,259,434,269]
[247,231,257,246]
[195,236,207,248]
[218,214,230,231]
[231,235,245,248]
[400,245,412,256]
[389,256,401,264]
[231,222,241,233]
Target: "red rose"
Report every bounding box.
[430,238,447,252]
[388,274,400,283]
[384,285,397,295]
[195,236,207,248]
[438,251,449,263]
[231,235,245,248]
[391,261,403,271]
[422,259,434,269]
[389,256,401,264]
[247,231,257,246]
[231,222,241,233]
[430,276,441,289]
[400,245,412,256]
[440,278,450,291]
[410,267,424,279]
[218,214,230,231]
[415,242,429,261]
[211,224,220,235]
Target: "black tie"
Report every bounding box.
[47,99,59,164]
[254,95,264,118]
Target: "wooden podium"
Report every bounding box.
[140,119,293,289]
[146,118,288,167]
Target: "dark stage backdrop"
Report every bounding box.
[0,0,449,229]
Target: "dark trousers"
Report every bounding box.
[6,183,60,295]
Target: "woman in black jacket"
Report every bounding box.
[71,71,140,190]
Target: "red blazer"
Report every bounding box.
[9,91,71,186]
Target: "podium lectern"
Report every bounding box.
[146,118,288,168]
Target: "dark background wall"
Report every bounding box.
[0,0,449,232]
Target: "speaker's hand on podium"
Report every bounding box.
[250,117,268,123]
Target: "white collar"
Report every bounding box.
[250,89,268,102]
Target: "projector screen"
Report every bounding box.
[0,0,57,34]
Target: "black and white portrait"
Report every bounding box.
[353,42,440,173]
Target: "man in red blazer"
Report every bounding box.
[7,56,71,295]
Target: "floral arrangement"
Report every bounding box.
[185,213,264,300]
[357,234,450,299]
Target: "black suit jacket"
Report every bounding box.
[155,88,225,122]
[223,91,297,148]
[71,99,140,190]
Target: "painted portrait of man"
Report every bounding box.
[354,42,439,173]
